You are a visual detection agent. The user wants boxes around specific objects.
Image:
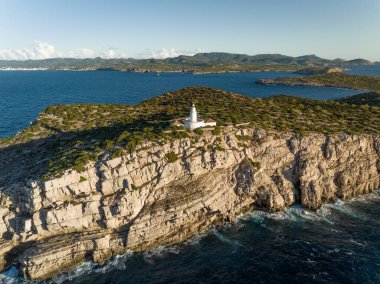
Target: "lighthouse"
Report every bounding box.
[172,103,217,130]
[190,103,197,122]
[180,103,216,130]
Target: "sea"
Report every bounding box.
[0,66,379,283]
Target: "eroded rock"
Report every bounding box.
[0,129,378,280]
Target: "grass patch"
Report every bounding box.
[165,152,179,163]
[79,176,87,183]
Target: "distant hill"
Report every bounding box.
[0,52,374,72]
[345,59,373,66]
[164,53,373,67]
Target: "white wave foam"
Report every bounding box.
[94,251,133,273]
[48,250,134,284]
[244,206,335,226]
[213,231,242,248]
[348,239,368,247]
[1,190,378,283]
[182,232,207,246]
[327,248,341,254]
[324,197,375,221]
[143,245,181,264]
[246,191,380,225]
[50,261,95,284]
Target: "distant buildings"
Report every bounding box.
[171,103,217,130]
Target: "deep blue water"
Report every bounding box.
[71,194,379,284]
[345,65,380,77]
[0,66,380,283]
[0,69,367,138]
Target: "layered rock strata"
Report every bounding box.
[0,128,379,280]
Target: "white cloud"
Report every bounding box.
[137,48,202,59]
[0,41,129,60]
[65,48,96,59]
[0,41,56,60]
[100,48,128,59]
[0,42,199,60]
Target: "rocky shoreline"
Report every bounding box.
[0,128,379,280]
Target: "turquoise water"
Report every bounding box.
[0,70,361,138]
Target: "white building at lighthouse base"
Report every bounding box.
[171,103,217,130]
[184,120,208,130]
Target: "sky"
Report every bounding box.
[0,0,379,61]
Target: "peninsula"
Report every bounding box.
[0,87,379,280]
[256,73,380,92]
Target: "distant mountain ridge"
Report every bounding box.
[0,52,374,71]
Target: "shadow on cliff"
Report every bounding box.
[0,117,170,244]
[0,118,170,187]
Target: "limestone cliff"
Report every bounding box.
[294,67,344,75]
[0,128,379,280]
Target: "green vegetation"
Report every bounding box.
[42,149,97,179]
[0,53,373,72]
[248,159,261,171]
[193,128,204,135]
[262,73,380,92]
[111,148,125,159]
[339,92,380,107]
[165,152,179,163]
[294,66,343,75]
[168,128,190,139]
[1,86,379,180]
[212,126,221,135]
[213,143,225,152]
[79,176,87,183]
[294,66,326,74]
[236,135,252,142]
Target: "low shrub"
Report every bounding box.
[79,176,87,183]
[193,128,204,135]
[165,152,179,163]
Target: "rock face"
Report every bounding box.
[294,67,344,75]
[0,129,379,280]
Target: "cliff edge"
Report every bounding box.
[0,87,379,280]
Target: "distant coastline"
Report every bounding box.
[0,52,376,74]
[256,78,368,91]
[0,67,297,73]
[0,68,297,74]
[256,73,380,92]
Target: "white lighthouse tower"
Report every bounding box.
[182,103,215,130]
[190,103,197,122]
[173,102,217,130]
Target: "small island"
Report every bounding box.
[256,73,380,92]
